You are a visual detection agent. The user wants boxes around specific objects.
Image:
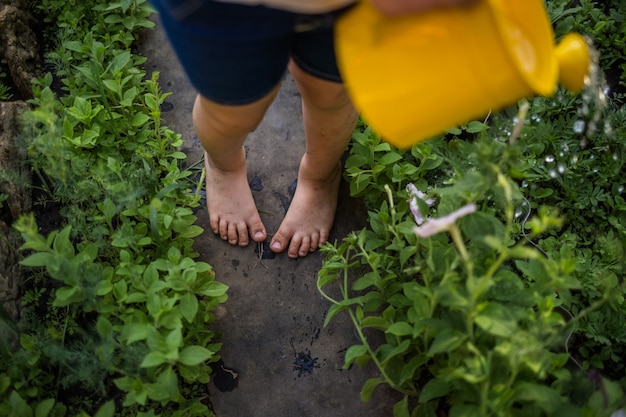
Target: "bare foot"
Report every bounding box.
[270,158,341,258]
[204,151,267,246]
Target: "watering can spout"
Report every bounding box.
[555,33,591,93]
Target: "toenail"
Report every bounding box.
[255,232,265,240]
[271,242,281,251]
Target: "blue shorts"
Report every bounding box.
[150,0,354,105]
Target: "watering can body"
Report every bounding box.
[335,0,590,148]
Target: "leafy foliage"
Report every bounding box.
[319,1,626,415]
[0,0,226,416]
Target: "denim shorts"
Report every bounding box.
[150,0,354,105]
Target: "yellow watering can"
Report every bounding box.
[335,0,591,148]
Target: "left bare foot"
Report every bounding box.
[270,158,341,258]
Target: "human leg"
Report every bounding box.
[269,60,358,258]
[149,0,296,246]
[193,88,280,246]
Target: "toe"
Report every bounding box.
[309,232,320,252]
[298,236,311,257]
[318,230,330,248]
[250,220,267,243]
[210,215,220,235]
[227,223,240,245]
[270,232,288,253]
[288,234,305,258]
[218,219,229,241]
[236,222,249,246]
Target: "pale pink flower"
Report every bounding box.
[414,203,477,238]
[406,183,434,226]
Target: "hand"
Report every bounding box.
[370,0,478,16]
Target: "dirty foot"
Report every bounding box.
[205,151,267,246]
[270,161,341,258]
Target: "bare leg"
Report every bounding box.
[270,60,358,258]
[193,86,280,246]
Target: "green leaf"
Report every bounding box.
[195,281,228,298]
[109,51,131,73]
[9,391,33,417]
[20,252,53,267]
[427,328,467,356]
[93,400,115,417]
[53,286,79,306]
[360,316,389,331]
[466,120,488,133]
[35,399,55,417]
[96,316,114,338]
[353,271,380,291]
[102,79,121,96]
[393,396,410,417]
[360,377,385,402]
[386,322,413,337]
[379,340,411,364]
[323,297,362,327]
[344,344,368,368]
[378,152,403,166]
[514,383,562,413]
[165,328,182,353]
[140,351,167,368]
[121,322,148,344]
[52,226,74,257]
[474,302,518,338]
[418,378,450,403]
[156,366,180,401]
[178,345,214,366]
[131,113,150,127]
[180,292,199,323]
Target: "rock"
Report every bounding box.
[0,0,41,99]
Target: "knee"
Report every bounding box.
[193,94,264,139]
[289,61,352,112]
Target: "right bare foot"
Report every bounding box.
[204,151,267,246]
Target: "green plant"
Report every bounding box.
[0,0,227,415]
[320,107,625,415]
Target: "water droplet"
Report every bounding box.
[558,163,566,174]
[549,169,558,179]
[618,185,625,194]
[514,208,523,218]
[545,155,555,163]
[613,154,619,161]
[573,119,585,134]
[521,180,529,188]
[581,103,590,116]
[571,155,579,164]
